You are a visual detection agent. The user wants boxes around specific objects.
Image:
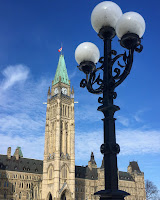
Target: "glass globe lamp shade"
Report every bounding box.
[116,12,146,39]
[75,42,100,65]
[91,1,122,33]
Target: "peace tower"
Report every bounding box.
[42,54,75,200]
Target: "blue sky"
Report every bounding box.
[0,0,160,192]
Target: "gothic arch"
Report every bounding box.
[60,164,70,184]
[61,192,66,200]
[65,121,68,129]
[60,163,70,172]
[60,189,71,200]
[47,164,54,180]
[47,192,52,200]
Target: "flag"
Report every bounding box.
[58,47,62,52]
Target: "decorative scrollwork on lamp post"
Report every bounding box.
[75,2,145,200]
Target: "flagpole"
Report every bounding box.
[61,42,63,55]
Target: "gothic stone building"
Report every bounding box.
[0,55,146,200]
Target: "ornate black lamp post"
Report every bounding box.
[75,1,145,200]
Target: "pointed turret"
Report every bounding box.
[48,87,51,96]
[71,86,74,99]
[101,157,104,168]
[127,161,141,174]
[90,152,96,165]
[52,54,70,86]
[71,86,74,94]
[88,152,97,169]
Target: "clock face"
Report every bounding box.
[54,88,58,95]
[62,87,67,95]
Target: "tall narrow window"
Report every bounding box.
[60,122,63,153]
[49,168,52,179]
[68,106,69,117]
[66,132,68,154]
[4,191,7,199]
[35,188,37,199]
[19,192,22,199]
[65,123,68,154]
[26,192,29,199]
[63,105,64,116]
[65,106,67,116]
[62,165,67,181]
[12,184,15,192]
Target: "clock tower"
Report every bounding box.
[42,54,75,200]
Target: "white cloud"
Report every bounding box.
[68,69,77,79]
[75,104,102,122]
[117,129,160,155]
[0,113,45,136]
[117,115,129,127]
[0,133,44,160]
[0,64,50,159]
[75,128,160,164]
[75,131,103,162]
[134,109,148,123]
[1,64,29,90]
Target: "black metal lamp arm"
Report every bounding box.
[79,37,143,99]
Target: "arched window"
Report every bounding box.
[48,165,53,180]
[4,181,6,187]
[49,169,52,179]
[4,191,7,199]
[12,184,14,192]
[49,193,52,200]
[63,105,64,116]
[35,188,37,199]
[19,192,22,199]
[26,192,29,199]
[62,165,68,181]
[68,106,69,117]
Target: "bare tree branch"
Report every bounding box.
[145,180,160,200]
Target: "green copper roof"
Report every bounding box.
[52,54,70,86]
